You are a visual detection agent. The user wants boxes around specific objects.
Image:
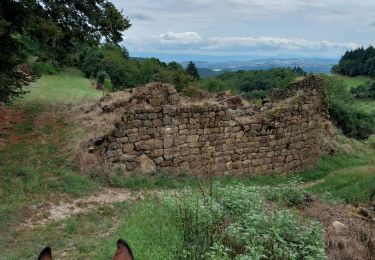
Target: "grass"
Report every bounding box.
[0,101,100,233]
[92,200,183,260]
[0,70,103,257]
[309,165,375,206]
[1,68,375,259]
[22,68,102,104]
[1,204,127,259]
[332,74,373,89]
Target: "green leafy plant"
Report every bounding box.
[165,183,325,259]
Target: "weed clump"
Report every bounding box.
[165,183,325,259]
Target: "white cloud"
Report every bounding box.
[160,32,202,44]
[115,0,375,58]
[205,36,360,51]
[124,31,361,57]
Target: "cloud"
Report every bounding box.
[160,32,202,44]
[124,31,360,57]
[205,36,359,51]
[128,12,153,21]
[116,0,374,58]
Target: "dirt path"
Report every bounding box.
[0,103,23,151]
[20,188,145,229]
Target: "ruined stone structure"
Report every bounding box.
[96,76,329,175]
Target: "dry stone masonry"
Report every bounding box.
[96,76,329,175]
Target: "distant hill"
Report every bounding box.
[181,58,338,75]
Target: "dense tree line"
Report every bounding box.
[200,68,300,99]
[0,0,130,103]
[216,68,298,92]
[332,46,375,77]
[77,44,196,91]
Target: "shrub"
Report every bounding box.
[323,76,374,139]
[200,78,231,93]
[32,61,59,75]
[351,81,375,99]
[368,135,375,149]
[264,179,310,206]
[103,78,113,92]
[165,183,325,259]
[182,84,200,97]
[96,70,109,85]
[246,89,268,100]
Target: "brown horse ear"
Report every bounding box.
[113,239,134,260]
[38,246,52,260]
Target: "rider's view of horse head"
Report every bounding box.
[37,239,133,260]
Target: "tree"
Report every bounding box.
[0,0,131,103]
[186,61,200,80]
[332,46,375,77]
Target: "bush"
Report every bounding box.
[323,76,374,139]
[103,78,113,92]
[217,68,297,93]
[264,179,310,206]
[246,89,268,100]
[96,70,109,85]
[32,61,59,75]
[200,78,231,93]
[368,135,375,149]
[165,183,325,259]
[351,81,375,99]
[182,84,200,97]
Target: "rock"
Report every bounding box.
[330,221,347,234]
[88,146,95,153]
[93,136,105,146]
[154,157,163,165]
[135,154,156,174]
[163,135,174,149]
[118,154,136,163]
[108,142,121,150]
[358,207,370,218]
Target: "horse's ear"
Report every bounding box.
[37,246,52,260]
[113,239,134,260]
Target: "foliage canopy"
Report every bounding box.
[0,0,130,103]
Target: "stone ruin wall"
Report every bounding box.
[99,76,329,175]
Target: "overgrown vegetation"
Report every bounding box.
[165,183,325,259]
[78,44,196,91]
[350,80,375,99]
[323,75,374,139]
[0,0,130,103]
[1,70,375,259]
[199,68,301,99]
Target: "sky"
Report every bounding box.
[112,0,375,61]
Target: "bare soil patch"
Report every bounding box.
[0,103,23,151]
[19,188,144,229]
[304,199,375,260]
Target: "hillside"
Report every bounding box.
[1,70,375,259]
[181,58,338,74]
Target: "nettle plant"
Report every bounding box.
[165,183,325,260]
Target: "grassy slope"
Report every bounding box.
[23,68,102,103]
[0,69,103,258]
[333,75,371,88]
[333,74,375,114]
[1,69,375,259]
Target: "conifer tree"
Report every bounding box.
[186,61,200,80]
